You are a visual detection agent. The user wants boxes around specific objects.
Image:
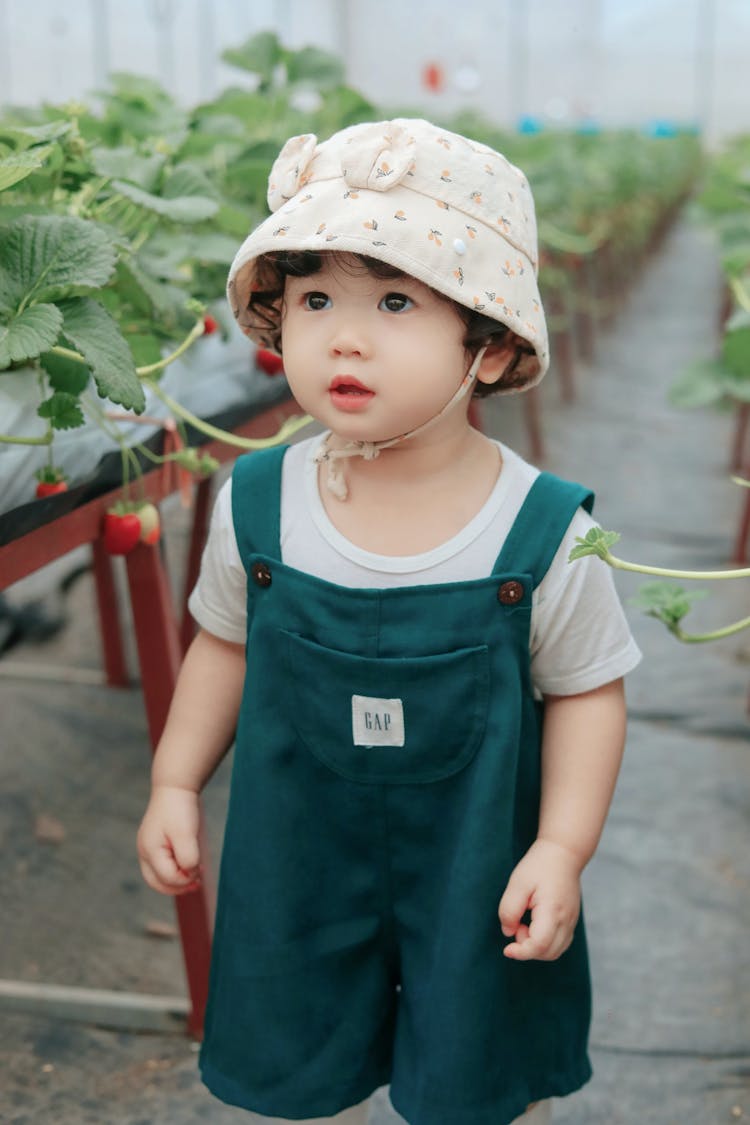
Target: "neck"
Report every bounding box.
[329,412,486,492]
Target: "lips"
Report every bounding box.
[329,375,374,395]
[328,375,375,412]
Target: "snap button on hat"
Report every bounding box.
[251,561,272,588]
[498,580,524,605]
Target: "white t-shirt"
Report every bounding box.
[189,436,641,696]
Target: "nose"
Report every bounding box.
[329,316,371,359]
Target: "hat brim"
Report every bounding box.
[227,180,549,392]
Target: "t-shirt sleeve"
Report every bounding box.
[187,477,247,644]
[530,507,642,696]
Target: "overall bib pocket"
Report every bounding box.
[282,630,490,784]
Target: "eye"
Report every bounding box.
[379,292,414,313]
[304,291,331,311]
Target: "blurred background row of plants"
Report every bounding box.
[671,132,750,424]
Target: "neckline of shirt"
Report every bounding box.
[304,434,519,574]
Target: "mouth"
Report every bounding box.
[328,375,375,411]
[329,375,374,396]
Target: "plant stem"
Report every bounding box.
[130,218,157,253]
[606,551,750,581]
[144,379,313,450]
[729,276,750,313]
[51,319,205,379]
[50,344,87,364]
[71,176,110,217]
[136,320,205,377]
[673,613,750,643]
[0,431,53,446]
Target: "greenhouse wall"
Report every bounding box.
[0,0,748,144]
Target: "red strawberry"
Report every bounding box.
[203,314,219,335]
[35,480,68,498]
[102,509,142,555]
[35,468,68,498]
[256,348,285,376]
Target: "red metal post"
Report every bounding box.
[180,477,213,655]
[91,539,130,687]
[125,541,213,1038]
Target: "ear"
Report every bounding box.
[474,339,518,388]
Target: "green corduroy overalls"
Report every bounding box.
[200,445,595,1125]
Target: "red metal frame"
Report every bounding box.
[0,397,302,1036]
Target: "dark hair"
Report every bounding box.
[246,251,533,396]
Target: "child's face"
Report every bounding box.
[279,255,471,444]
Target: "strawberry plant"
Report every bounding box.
[570,503,750,644]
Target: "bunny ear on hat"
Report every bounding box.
[268,133,318,210]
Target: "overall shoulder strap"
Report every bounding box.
[493,471,594,587]
[231,445,288,562]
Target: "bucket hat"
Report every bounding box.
[227,118,549,392]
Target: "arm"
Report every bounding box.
[137,628,246,895]
[498,677,627,961]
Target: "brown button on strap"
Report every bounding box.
[497,580,524,605]
[251,561,272,588]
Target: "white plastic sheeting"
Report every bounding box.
[0,0,747,143]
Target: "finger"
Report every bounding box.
[498,879,532,938]
[504,908,569,962]
[171,832,201,877]
[139,857,182,896]
[140,856,202,897]
[502,922,530,959]
[145,840,195,887]
[524,905,558,957]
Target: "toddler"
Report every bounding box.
[137,118,641,1125]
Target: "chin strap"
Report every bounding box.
[313,347,487,501]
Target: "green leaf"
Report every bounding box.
[721,371,750,402]
[91,147,166,191]
[39,348,90,395]
[314,85,378,131]
[0,215,116,310]
[568,526,621,562]
[720,244,750,278]
[668,357,726,407]
[37,390,85,430]
[124,332,163,368]
[725,308,750,333]
[0,120,71,150]
[0,303,62,368]
[182,230,239,264]
[0,145,55,191]
[116,253,187,319]
[629,581,707,629]
[58,297,145,413]
[285,46,345,89]
[221,31,283,81]
[111,179,219,222]
[162,162,218,201]
[722,324,750,377]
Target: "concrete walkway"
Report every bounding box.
[486,215,750,1125]
[1,214,747,1125]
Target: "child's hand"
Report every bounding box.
[137,785,202,896]
[498,839,582,962]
